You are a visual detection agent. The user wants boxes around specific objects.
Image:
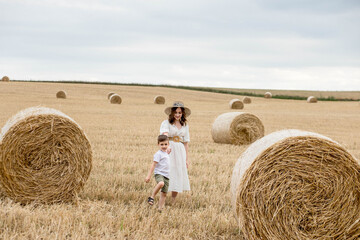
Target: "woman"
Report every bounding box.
[160,101,191,203]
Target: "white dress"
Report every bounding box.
[160,120,191,192]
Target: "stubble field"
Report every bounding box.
[219,88,360,100]
[0,82,359,239]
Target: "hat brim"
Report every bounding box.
[164,107,191,117]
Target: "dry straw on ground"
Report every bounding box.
[229,99,244,109]
[0,107,92,204]
[242,96,251,104]
[1,76,10,81]
[264,92,272,98]
[231,129,360,240]
[110,94,122,104]
[56,90,67,99]
[307,96,318,103]
[154,95,165,104]
[211,112,264,145]
[107,92,115,99]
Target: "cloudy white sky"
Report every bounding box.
[1,0,359,90]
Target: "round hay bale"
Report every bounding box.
[110,94,122,104]
[242,96,251,104]
[211,112,264,145]
[56,90,67,99]
[229,99,244,109]
[264,92,272,98]
[231,129,360,239]
[1,76,10,82]
[154,95,165,104]
[307,96,318,103]
[0,107,92,204]
[107,92,115,99]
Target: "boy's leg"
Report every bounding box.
[151,181,164,199]
[171,191,178,204]
[158,192,167,210]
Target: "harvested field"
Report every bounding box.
[0,81,359,239]
[219,88,360,100]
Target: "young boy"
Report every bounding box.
[145,134,170,211]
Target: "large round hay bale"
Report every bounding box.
[154,95,165,104]
[0,107,92,204]
[107,92,115,99]
[56,90,67,99]
[242,96,251,104]
[307,96,318,103]
[229,99,244,109]
[1,76,10,81]
[231,129,360,240]
[264,92,272,98]
[211,112,264,145]
[110,94,122,104]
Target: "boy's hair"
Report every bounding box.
[158,134,169,143]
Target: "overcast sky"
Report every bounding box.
[1,0,359,90]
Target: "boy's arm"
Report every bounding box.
[145,161,157,183]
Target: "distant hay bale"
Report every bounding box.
[56,90,67,99]
[0,107,92,204]
[264,92,272,98]
[229,99,244,109]
[1,76,10,82]
[211,112,264,145]
[243,96,251,104]
[110,94,122,104]
[231,129,360,240]
[307,96,318,103]
[154,95,165,104]
[107,92,115,99]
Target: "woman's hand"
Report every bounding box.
[167,147,171,154]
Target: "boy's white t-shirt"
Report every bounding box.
[153,150,170,178]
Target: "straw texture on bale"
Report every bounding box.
[307,96,318,103]
[56,90,66,99]
[264,92,272,98]
[231,129,360,240]
[154,95,165,104]
[1,76,10,81]
[107,92,115,99]
[0,107,92,204]
[110,94,122,104]
[229,99,244,109]
[211,112,264,145]
[242,96,251,104]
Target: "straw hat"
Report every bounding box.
[164,101,191,117]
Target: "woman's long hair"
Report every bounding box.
[168,107,187,126]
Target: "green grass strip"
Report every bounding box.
[13,80,359,101]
